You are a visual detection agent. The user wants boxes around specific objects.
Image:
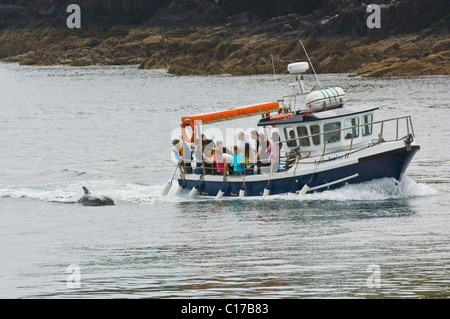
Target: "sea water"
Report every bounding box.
[0,62,448,298]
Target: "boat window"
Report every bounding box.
[310,125,321,145]
[362,114,373,136]
[344,117,360,140]
[296,126,311,146]
[284,127,297,148]
[324,122,341,143]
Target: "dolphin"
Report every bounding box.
[78,186,115,206]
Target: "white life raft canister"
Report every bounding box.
[306,87,346,112]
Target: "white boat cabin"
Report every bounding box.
[257,105,378,158]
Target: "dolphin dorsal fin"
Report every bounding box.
[82,186,90,195]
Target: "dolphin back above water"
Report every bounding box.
[78,186,115,206]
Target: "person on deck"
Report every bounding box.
[267,132,282,173]
[201,134,215,174]
[252,133,270,174]
[236,131,249,153]
[172,139,192,173]
[214,141,225,174]
[232,145,244,176]
[192,139,204,174]
[244,143,254,175]
[287,130,297,148]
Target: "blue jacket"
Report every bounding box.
[232,153,244,172]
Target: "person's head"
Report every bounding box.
[233,145,238,154]
[272,131,282,147]
[237,131,245,141]
[216,140,223,148]
[258,133,266,142]
[289,130,295,138]
[272,131,280,142]
[251,130,259,140]
[172,139,181,148]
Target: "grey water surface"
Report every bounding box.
[0,62,448,298]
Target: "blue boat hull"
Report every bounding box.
[178,145,419,197]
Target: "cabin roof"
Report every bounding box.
[257,105,379,126]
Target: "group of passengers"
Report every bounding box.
[172,130,282,178]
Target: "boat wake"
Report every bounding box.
[273,175,439,202]
[0,180,176,205]
[0,175,438,205]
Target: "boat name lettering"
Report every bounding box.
[315,153,350,165]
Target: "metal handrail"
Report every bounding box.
[180,115,415,175]
[279,115,414,158]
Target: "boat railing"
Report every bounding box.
[178,115,415,176]
[280,115,415,161]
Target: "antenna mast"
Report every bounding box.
[299,39,322,89]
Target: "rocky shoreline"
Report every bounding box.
[1,26,448,77]
[0,1,449,77]
[137,29,450,77]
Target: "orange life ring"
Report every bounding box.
[181,120,195,143]
[270,113,294,121]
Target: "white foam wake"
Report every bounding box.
[0,180,180,205]
[0,176,438,205]
[274,175,439,202]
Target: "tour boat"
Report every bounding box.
[167,61,420,198]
